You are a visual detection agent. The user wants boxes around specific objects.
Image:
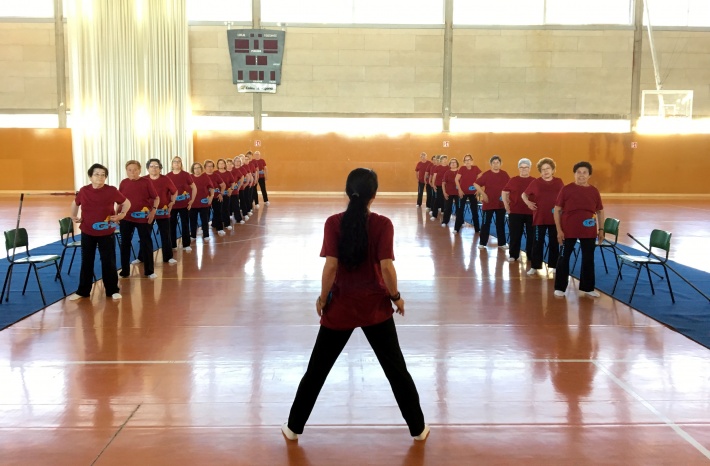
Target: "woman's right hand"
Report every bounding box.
[525,200,537,210]
[393,298,405,316]
[557,231,565,245]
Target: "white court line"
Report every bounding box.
[594,361,710,460]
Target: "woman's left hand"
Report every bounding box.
[393,298,405,316]
[597,229,605,244]
[316,296,324,316]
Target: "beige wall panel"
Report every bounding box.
[0,77,24,93]
[475,35,527,51]
[338,49,390,66]
[525,34,578,52]
[526,67,576,83]
[0,45,22,61]
[337,82,389,98]
[365,34,415,51]
[416,66,442,83]
[189,28,220,48]
[282,64,314,81]
[602,52,632,69]
[551,51,603,68]
[389,82,440,99]
[286,81,338,97]
[414,98,440,113]
[283,33,313,50]
[577,36,632,53]
[190,47,230,65]
[500,51,551,68]
[363,66,416,83]
[472,97,525,114]
[524,97,576,113]
[313,33,364,50]
[262,95,313,112]
[312,65,364,81]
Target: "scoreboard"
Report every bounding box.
[227,29,286,93]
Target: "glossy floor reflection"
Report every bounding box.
[1,194,709,465]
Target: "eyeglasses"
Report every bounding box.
[91,173,107,177]
[148,165,161,168]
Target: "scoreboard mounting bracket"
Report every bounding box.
[227,29,285,93]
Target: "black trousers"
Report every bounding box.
[287,317,425,436]
[170,207,191,248]
[76,233,119,297]
[442,194,460,225]
[119,220,154,276]
[230,193,243,222]
[246,184,254,211]
[480,208,506,247]
[431,186,444,217]
[454,194,481,232]
[221,195,232,227]
[239,190,250,217]
[211,199,224,231]
[258,177,269,203]
[253,185,259,205]
[416,182,425,206]
[425,183,433,209]
[155,218,173,262]
[508,213,533,260]
[530,224,558,270]
[189,208,211,238]
[555,237,596,292]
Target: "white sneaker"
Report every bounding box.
[255,204,260,209]
[168,258,178,264]
[526,268,538,276]
[265,201,269,205]
[148,273,157,279]
[548,268,556,274]
[281,423,298,441]
[111,293,122,300]
[554,290,565,297]
[507,257,516,262]
[440,223,447,228]
[239,220,245,224]
[249,210,253,214]
[244,215,249,221]
[184,246,192,252]
[429,217,436,221]
[131,259,142,265]
[499,244,509,250]
[204,237,211,243]
[217,230,226,236]
[477,245,486,249]
[583,290,601,298]
[226,226,233,231]
[68,293,86,301]
[172,247,177,251]
[413,424,430,441]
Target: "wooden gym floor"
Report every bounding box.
[0,194,709,465]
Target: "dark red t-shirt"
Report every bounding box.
[256,159,266,178]
[556,183,604,238]
[166,170,194,209]
[118,177,158,224]
[192,173,215,208]
[524,177,564,225]
[238,166,249,190]
[218,170,235,195]
[319,212,395,331]
[503,176,535,215]
[423,161,433,182]
[415,161,426,183]
[75,184,126,237]
[206,172,225,197]
[433,165,448,187]
[457,165,482,195]
[145,175,177,219]
[442,169,459,196]
[476,170,510,210]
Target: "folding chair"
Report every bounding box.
[612,229,674,304]
[1,228,67,306]
[58,217,82,274]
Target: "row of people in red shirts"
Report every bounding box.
[68,152,270,302]
[415,153,606,298]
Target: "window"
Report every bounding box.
[186,0,251,22]
[545,0,632,26]
[0,0,53,18]
[262,0,443,25]
[645,0,710,27]
[453,0,544,26]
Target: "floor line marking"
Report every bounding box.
[594,361,710,460]
[91,403,141,466]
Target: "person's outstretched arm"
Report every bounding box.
[381,259,405,315]
[316,256,338,316]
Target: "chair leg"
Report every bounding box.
[54,262,67,297]
[628,266,643,303]
[662,265,675,304]
[600,247,608,274]
[68,248,78,274]
[611,246,620,271]
[646,265,655,295]
[32,264,47,306]
[612,262,624,294]
[1,263,14,302]
[59,248,67,274]
[22,266,33,295]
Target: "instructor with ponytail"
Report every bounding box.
[282,168,429,442]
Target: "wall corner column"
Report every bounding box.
[442,0,453,132]
[252,0,262,131]
[630,0,644,132]
[54,0,67,128]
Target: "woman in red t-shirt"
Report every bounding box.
[118,160,159,278]
[204,159,226,236]
[217,158,235,231]
[236,155,251,221]
[474,155,510,249]
[415,152,427,207]
[226,158,243,224]
[254,150,269,206]
[68,163,131,301]
[522,157,564,275]
[189,162,215,243]
[166,156,196,252]
[146,158,177,264]
[502,158,535,262]
[424,154,436,211]
[430,155,448,220]
[454,154,482,233]
[553,161,605,298]
[441,157,460,228]
[283,168,429,443]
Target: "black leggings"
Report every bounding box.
[189,208,210,238]
[480,208,506,247]
[287,317,425,436]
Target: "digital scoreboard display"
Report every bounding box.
[227,29,285,93]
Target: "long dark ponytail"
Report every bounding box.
[339,168,378,269]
